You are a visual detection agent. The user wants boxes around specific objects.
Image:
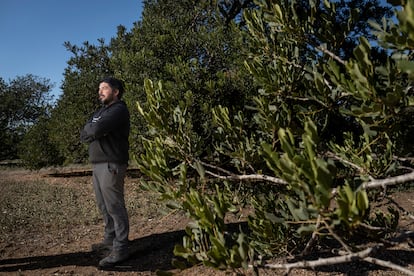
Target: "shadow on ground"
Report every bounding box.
[0,229,184,273]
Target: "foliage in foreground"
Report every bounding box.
[136,0,414,272]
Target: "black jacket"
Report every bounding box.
[80,100,130,164]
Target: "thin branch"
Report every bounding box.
[325,151,374,180]
[204,169,288,185]
[199,160,235,176]
[359,222,387,232]
[199,161,414,192]
[332,242,414,276]
[363,257,414,276]
[285,95,328,108]
[323,220,352,253]
[316,45,346,65]
[363,171,414,190]
[387,230,414,245]
[394,156,414,163]
[376,230,414,248]
[201,162,414,192]
[199,160,288,185]
[331,171,414,196]
[398,165,414,172]
[258,246,378,271]
[301,214,321,256]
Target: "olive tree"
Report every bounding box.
[135,0,414,273]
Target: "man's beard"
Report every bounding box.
[100,94,114,105]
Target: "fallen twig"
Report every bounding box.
[363,257,414,276]
[256,246,378,273]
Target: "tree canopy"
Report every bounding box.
[0,74,53,161]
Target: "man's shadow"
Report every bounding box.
[0,229,185,273]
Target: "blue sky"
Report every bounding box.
[0,0,143,99]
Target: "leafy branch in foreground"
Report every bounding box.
[135,0,414,274]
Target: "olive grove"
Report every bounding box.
[12,0,414,273]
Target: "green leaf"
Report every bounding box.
[397,60,414,77]
[297,224,316,235]
[356,190,369,213]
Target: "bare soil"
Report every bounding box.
[0,168,413,275]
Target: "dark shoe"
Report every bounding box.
[91,240,113,252]
[98,249,130,268]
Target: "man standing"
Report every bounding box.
[80,77,130,267]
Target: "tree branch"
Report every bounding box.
[199,160,288,185]
[301,214,321,256]
[362,171,414,190]
[325,151,374,180]
[205,169,288,185]
[257,246,378,272]
[316,45,346,65]
[199,160,414,190]
[257,231,414,274]
[330,171,414,197]
[363,257,414,276]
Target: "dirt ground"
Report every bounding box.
[0,168,413,276]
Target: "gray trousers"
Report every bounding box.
[92,162,129,251]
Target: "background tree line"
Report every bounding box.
[2,0,414,272]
